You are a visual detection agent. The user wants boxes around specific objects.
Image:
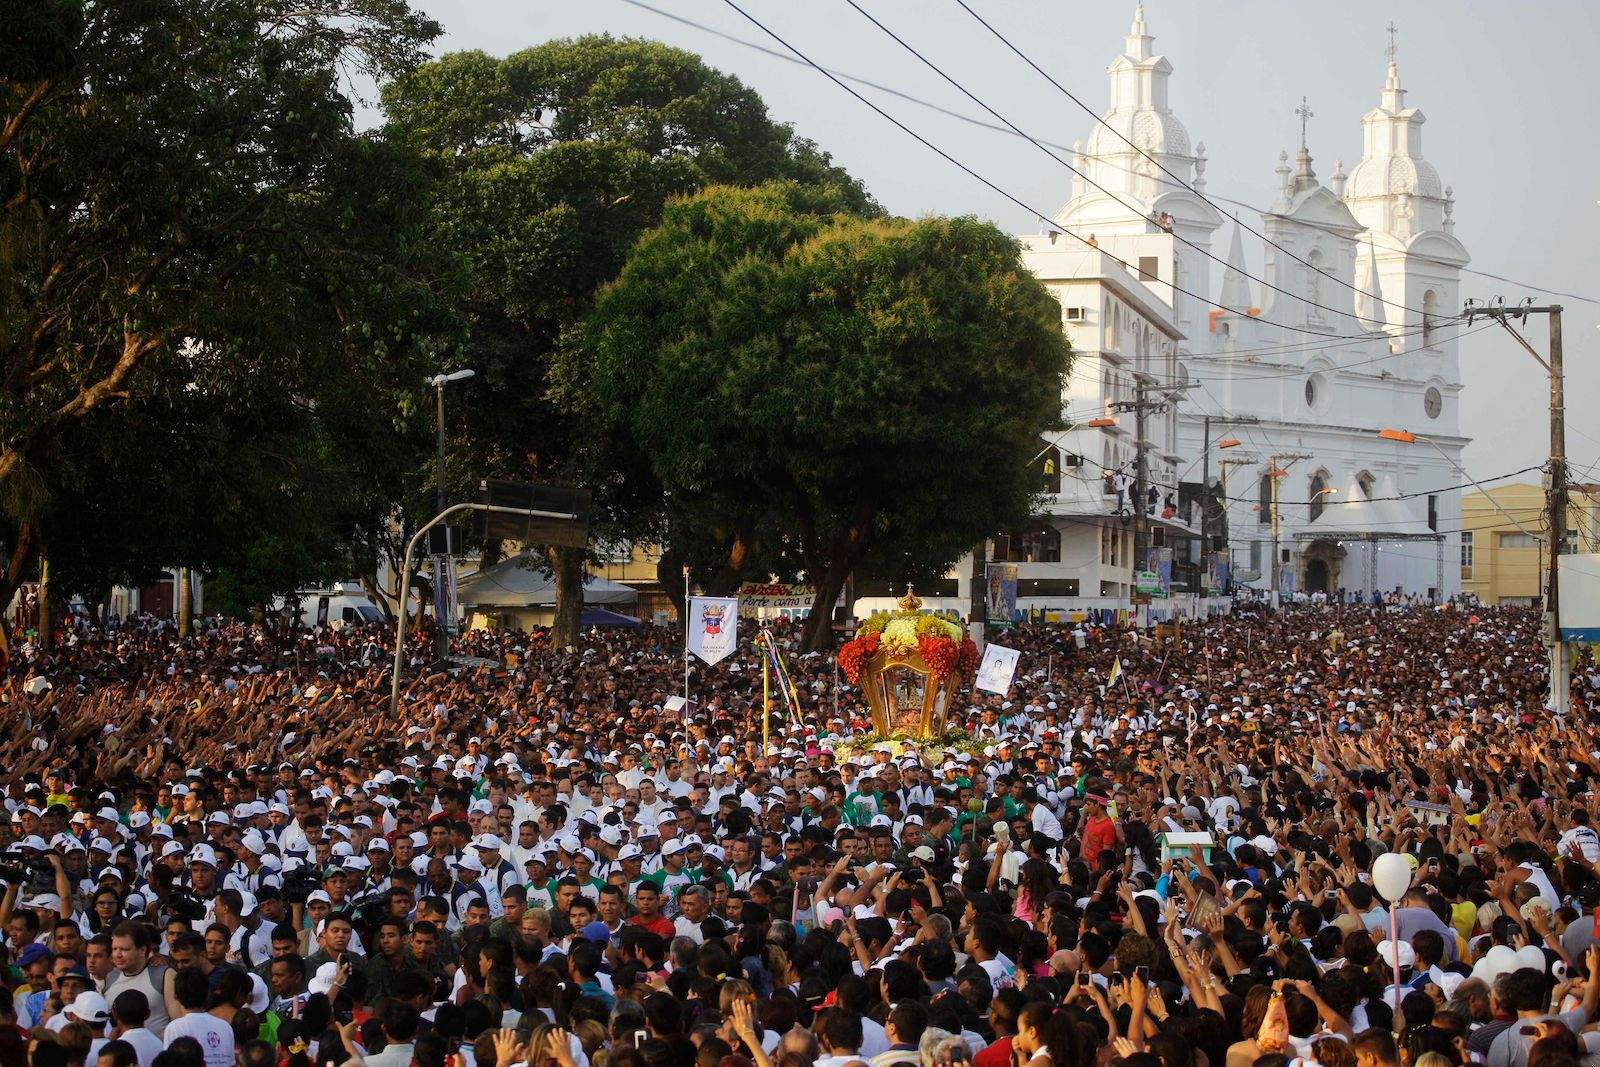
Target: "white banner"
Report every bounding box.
[686,596,738,665]
[974,642,1021,695]
[736,583,815,617]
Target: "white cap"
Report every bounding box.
[65,991,110,1024]
[471,834,505,852]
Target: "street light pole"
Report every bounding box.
[427,369,475,662]
[392,500,577,715]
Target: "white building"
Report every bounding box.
[1037,5,1469,602]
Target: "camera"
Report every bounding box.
[165,889,208,922]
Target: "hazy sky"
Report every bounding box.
[386,0,1600,486]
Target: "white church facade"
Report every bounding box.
[1025,4,1470,604]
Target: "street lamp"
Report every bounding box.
[428,369,475,657]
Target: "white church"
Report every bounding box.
[1000,4,1471,609]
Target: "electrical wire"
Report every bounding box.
[712,0,1427,342]
[947,0,1451,323]
[611,0,1600,308]
[838,0,1427,332]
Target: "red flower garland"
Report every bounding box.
[918,634,959,680]
[838,631,879,683]
[956,636,981,675]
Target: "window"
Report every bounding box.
[1064,306,1087,322]
[1016,579,1079,597]
[1249,540,1263,572]
[1304,371,1326,411]
[1427,494,1438,532]
[1258,474,1272,526]
[1309,473,1330,523]
[1424,386,1442,420]
[1566,528,1580,555]
[1499,532,1537,549]
[1356,471,1375,500]
[1460,531,1473,578]
[1423,290,1440,347]
[1138,256,1159,281]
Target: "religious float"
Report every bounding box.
[837,587,980,739]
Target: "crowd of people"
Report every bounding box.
[1,601,1599,1067]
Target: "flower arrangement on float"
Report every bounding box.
[836,586,979,738]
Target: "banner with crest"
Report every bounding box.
[686,596,738,665]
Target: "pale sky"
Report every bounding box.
[383,0,1600,486]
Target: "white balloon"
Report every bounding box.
[1372,852,1414,902]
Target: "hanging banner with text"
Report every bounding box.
[686,596,738,665]
[737,583,816,617]
[974,642,1021,695]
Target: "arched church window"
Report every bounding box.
[1309,472,1330,523]
[1423,290,1440,347]
[1357,471,1375,500]
[1258,473,1272,526]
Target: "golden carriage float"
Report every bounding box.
[837,587,981,738]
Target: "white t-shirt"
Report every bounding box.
[164,1011,236,1067]
[119,1027,165,1067]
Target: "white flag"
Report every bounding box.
[686,596,738,665]
[974,642,1021,695]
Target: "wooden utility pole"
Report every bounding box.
[1464,300,1567,712]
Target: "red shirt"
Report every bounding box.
[628,913,674,938]
[975,1037,1012,1067]
[1080,814,1118,861]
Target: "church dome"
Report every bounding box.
[1346,153,1441,199]
[1086,108,1192,159]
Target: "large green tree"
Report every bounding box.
[570,183,1071,651]
[380,36,870,643]
[1,0,447,622]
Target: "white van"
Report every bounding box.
[273,587,386,630]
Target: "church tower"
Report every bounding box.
[1342,32,1470,365]
[1055,4,1221,337]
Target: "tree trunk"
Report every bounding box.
[0,522,38,641]
[798,563,848,653]
[547,544,584,649]
[657,544,686,620]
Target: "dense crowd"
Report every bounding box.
[2,603,1599,1067]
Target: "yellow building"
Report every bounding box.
[1460,483,1600,605]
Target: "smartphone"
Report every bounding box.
[1134,965,1149,982]
[1519,1026,1539,1037]
[1076,973,1090,987]
[633,1031,648,1048]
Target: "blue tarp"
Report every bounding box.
[581,607,642,628]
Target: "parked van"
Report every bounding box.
[272,586,385,630]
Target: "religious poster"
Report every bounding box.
[974,642,1021,695]
[686,596,738,665]
[985,563,1017,626]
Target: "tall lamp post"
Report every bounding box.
[428,370,475,660]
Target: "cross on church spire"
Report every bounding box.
[1386,21,1398,65]
[1295,96,1314,151]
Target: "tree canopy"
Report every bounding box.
[380,35,872,643]
[0,0,449,619]
[570,182,1072,650]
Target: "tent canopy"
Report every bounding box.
[456,554,638,609]
[1298,476,1438,541]
[580,607,642,628]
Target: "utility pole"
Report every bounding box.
[1112,378,1196,610]
[1268,453,1313,606]
[1200,414,1259,591]
[1464,299,1566,712]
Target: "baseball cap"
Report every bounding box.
[65,991,110,1024]
[580,921,612,943]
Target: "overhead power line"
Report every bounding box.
[713,0,1419,342]
[614,0,1598,307]
[844,0,1446,329]
[948,0,1445,322]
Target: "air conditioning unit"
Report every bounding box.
[1062,452,1083,468]
[1063,306,1087,322]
